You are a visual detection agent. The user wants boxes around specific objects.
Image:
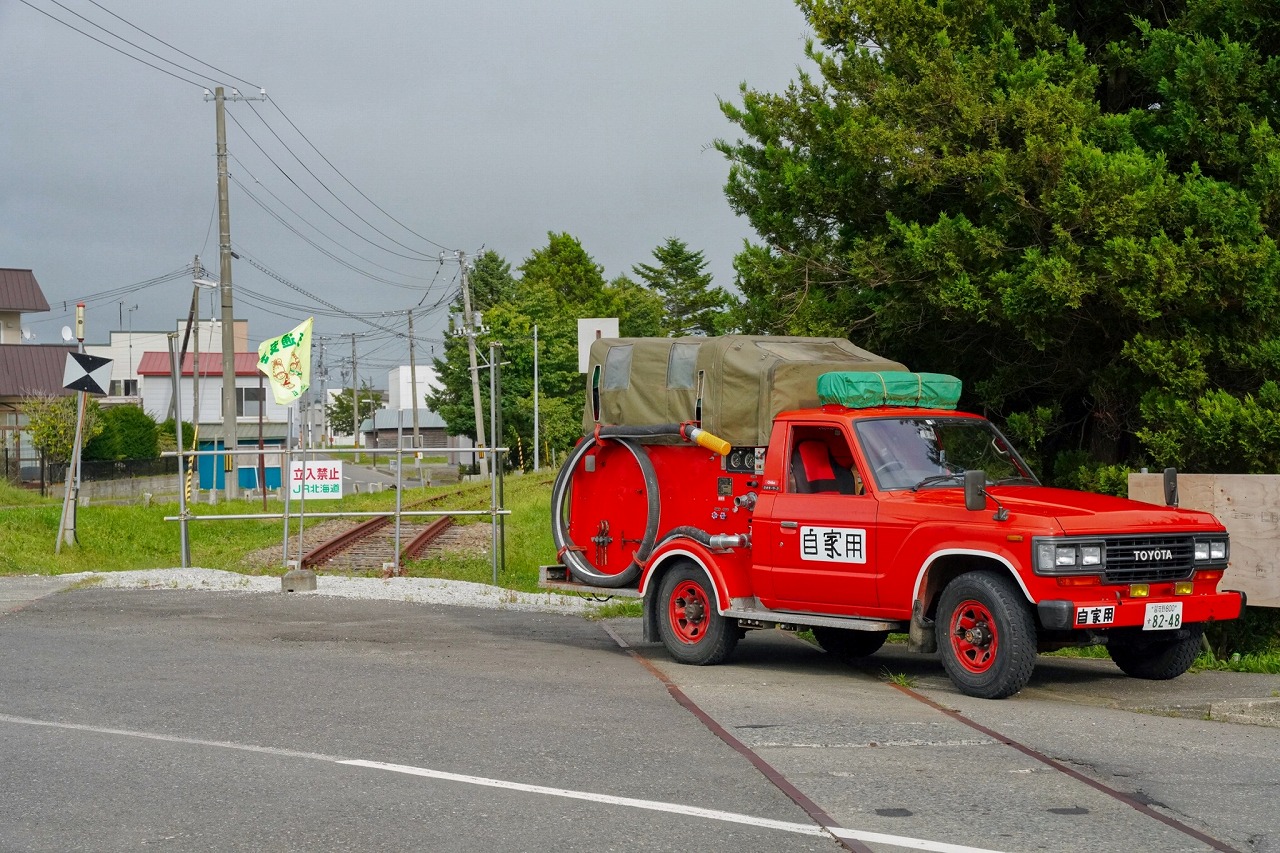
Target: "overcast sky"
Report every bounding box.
[1,1,813,385]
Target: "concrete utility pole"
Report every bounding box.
[205,86,265,500]
[533,324,540,471]
[350,333,359,454]
[450,251,488,477]
[408,309,420,449]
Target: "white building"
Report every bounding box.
[386,363,438,411]
[86,319,248,404]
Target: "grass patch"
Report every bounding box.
[881,668,916,688]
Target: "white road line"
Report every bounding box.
[1,712,1015,852]
[0,713,820,838]
[342,759,826,836]
[830,827,1013,853]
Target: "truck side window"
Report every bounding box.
[789,430,863,495]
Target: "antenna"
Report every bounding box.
[61,326,73,342]
[21,327,33,341]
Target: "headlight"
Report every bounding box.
[1034,538,1106,575]
[1194,538,1228,563]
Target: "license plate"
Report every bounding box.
[1143,601,1183,630]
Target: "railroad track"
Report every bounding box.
[300,488,484,575]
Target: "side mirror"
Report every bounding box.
[964,469,987,512]
[1163,467,1179,507]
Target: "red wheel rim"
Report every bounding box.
[667,579,710,644]
[949,598,999,673]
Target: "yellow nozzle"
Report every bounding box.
[688,427,731,456]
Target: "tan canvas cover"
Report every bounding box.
[583,335,907,446]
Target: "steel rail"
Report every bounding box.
[400,517,454,563]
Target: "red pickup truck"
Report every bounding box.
[546,336,1243,698]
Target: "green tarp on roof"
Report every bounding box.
[817,371,961,410]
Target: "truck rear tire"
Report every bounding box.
[935,572,1037,699]
[656,564,737,666]
[1107,625,1203,680]
[812,627,888,660]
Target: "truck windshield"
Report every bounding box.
[854,417,1037,492]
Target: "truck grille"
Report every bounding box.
[1102,536,1196,584]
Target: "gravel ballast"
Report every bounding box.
[52,568,605,615]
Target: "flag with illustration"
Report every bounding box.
[257,317,313,405]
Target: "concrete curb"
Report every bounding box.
[1210,698,1280,727]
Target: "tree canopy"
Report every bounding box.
[633,237,735,336]
[718,0,1280,476]
[23,394,103,464]
[324,384,383,439]
[428,236,701,469]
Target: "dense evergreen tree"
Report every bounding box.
[717,0,1280,476]
[633,237,734,336]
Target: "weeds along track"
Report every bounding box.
[300,488,487,575]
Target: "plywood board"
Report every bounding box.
[1129,473,1279,608]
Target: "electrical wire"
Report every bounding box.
[261,96,456,253]
[83,0,260,90]
[16,0,214,89]
[229,152,428,283]
[224,109,440,264]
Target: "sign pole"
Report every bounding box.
[55,303,89,553]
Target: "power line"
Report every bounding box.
[230,171,430,289]
[262,96,456,253]
[224,108,438,263]
[15,0,208,88]
[83,0,260,90]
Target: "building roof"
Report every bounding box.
[135,351,264,377]
[0,269,50,313]
[0,344,77,397]
[360,408,447,432]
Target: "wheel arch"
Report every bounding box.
[912,549,1031,621]
[641,547,726,644]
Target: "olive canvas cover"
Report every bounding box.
[583,335,907,446]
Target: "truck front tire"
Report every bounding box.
[936,572,1037,699]
[1107,624,1203,680]
[656,564,737,666]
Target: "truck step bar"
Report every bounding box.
[726,598,905,633]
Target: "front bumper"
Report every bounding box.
[1037,590,1244,631]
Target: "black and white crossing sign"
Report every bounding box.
[62,352,113,395]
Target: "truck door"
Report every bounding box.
[759,424,879,613]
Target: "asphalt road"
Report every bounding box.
[2,586,1278,852]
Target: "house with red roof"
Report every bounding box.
[0,269,75,484]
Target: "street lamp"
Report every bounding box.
[192,277,219,492]
[192,278,219,427]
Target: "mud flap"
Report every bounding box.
[908,598,936,654]
[641,580,659,643]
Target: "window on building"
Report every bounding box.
[236,386,264,418]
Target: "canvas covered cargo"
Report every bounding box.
[583,335,907,446]
[817,371,962,410]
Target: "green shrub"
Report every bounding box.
[85,405,160,461]
[1204,607,1280,660]
[1051,451,1133,496]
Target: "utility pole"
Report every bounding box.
[408,309,420,449]
[351,332,359,456]
[205,86,264,500]
[533,324,540,471]
[449,251,488,477]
